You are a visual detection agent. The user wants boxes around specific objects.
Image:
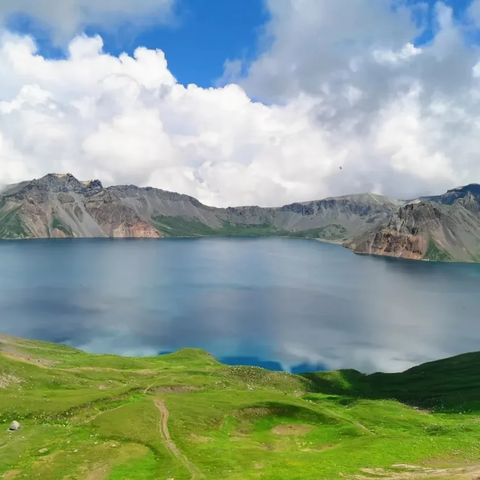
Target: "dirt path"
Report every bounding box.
[0,435,11,451]
[154,399,203,480]
[350,463,480,479]
[352,420,374,434]
[143,384,154,394]
[79,405,125,425]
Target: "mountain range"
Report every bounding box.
[1,173,480,262]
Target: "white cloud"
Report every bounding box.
[0,32,341,206]
[0,0,174,44]
[1,2,480,206]
[373,43,421,66]
[243,0,420,101]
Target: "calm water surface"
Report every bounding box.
[1,237,479,373]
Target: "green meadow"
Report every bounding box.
[1,334,480,480]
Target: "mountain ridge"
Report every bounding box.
[2,173,480,262]
[0,172,399,242]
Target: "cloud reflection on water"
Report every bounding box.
[0,238,479,373]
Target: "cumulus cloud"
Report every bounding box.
[0,1,480,206]
[0,0,174,43]
[240,0,480,200]
[0,31,344,206]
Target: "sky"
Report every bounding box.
[1,0,480,207]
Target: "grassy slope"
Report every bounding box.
[151,216,287,238]
[151,215,347,241]
[0,208,32,239]
[1,336,480,479]
[423,240,454,262]
[304,352,480,411]
[289,224,348,241]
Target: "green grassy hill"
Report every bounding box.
[1,334,480,480]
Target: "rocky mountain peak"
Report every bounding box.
[33,173,84,193]
[423,184,480,205]
[33,174,104,195]
[446,184,480,195]
[81,179,104,196]
[456,191,480,212]
[3,173,104,201]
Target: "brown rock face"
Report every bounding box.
[84,194,162,238]
[17,202,50,238]
[52,228,68,239]
[346,193,480,262]
[348,230,427,260]
[112,222,162,238]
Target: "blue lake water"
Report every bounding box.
[1,237,480,373]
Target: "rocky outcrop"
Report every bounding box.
[111,223,162,238]
[420,184,480,205]
[346,188,480,262]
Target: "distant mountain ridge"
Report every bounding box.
[1,173,480,262]
[0,173,399,241]
[347,186,480,262]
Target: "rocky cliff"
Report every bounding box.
[2,174,480,262]
[346,189,480,262]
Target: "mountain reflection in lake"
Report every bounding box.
[0,237,478,373]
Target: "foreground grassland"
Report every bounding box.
[2,335,480,479]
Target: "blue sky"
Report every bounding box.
[411,0,478,44]
[4,0,476,88]
[6,0,269,87]
[120,0,269,87]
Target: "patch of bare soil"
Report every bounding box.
[0,335,60,367]
[33,451,62,469]
[67,367,155,375]
[272,424,313,435]
[350,463,480,479]
[293,391,306,397]
[154,386,201,394]
[392,464,431,470]
[303,443,336,452]
[2,471,21,479]
[189,434,213,443]
[1,349,57,367]
[0,374,23,388]
[80,464,109,480]
[239,408,271,417]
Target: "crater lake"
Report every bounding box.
[1,237,479,373]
